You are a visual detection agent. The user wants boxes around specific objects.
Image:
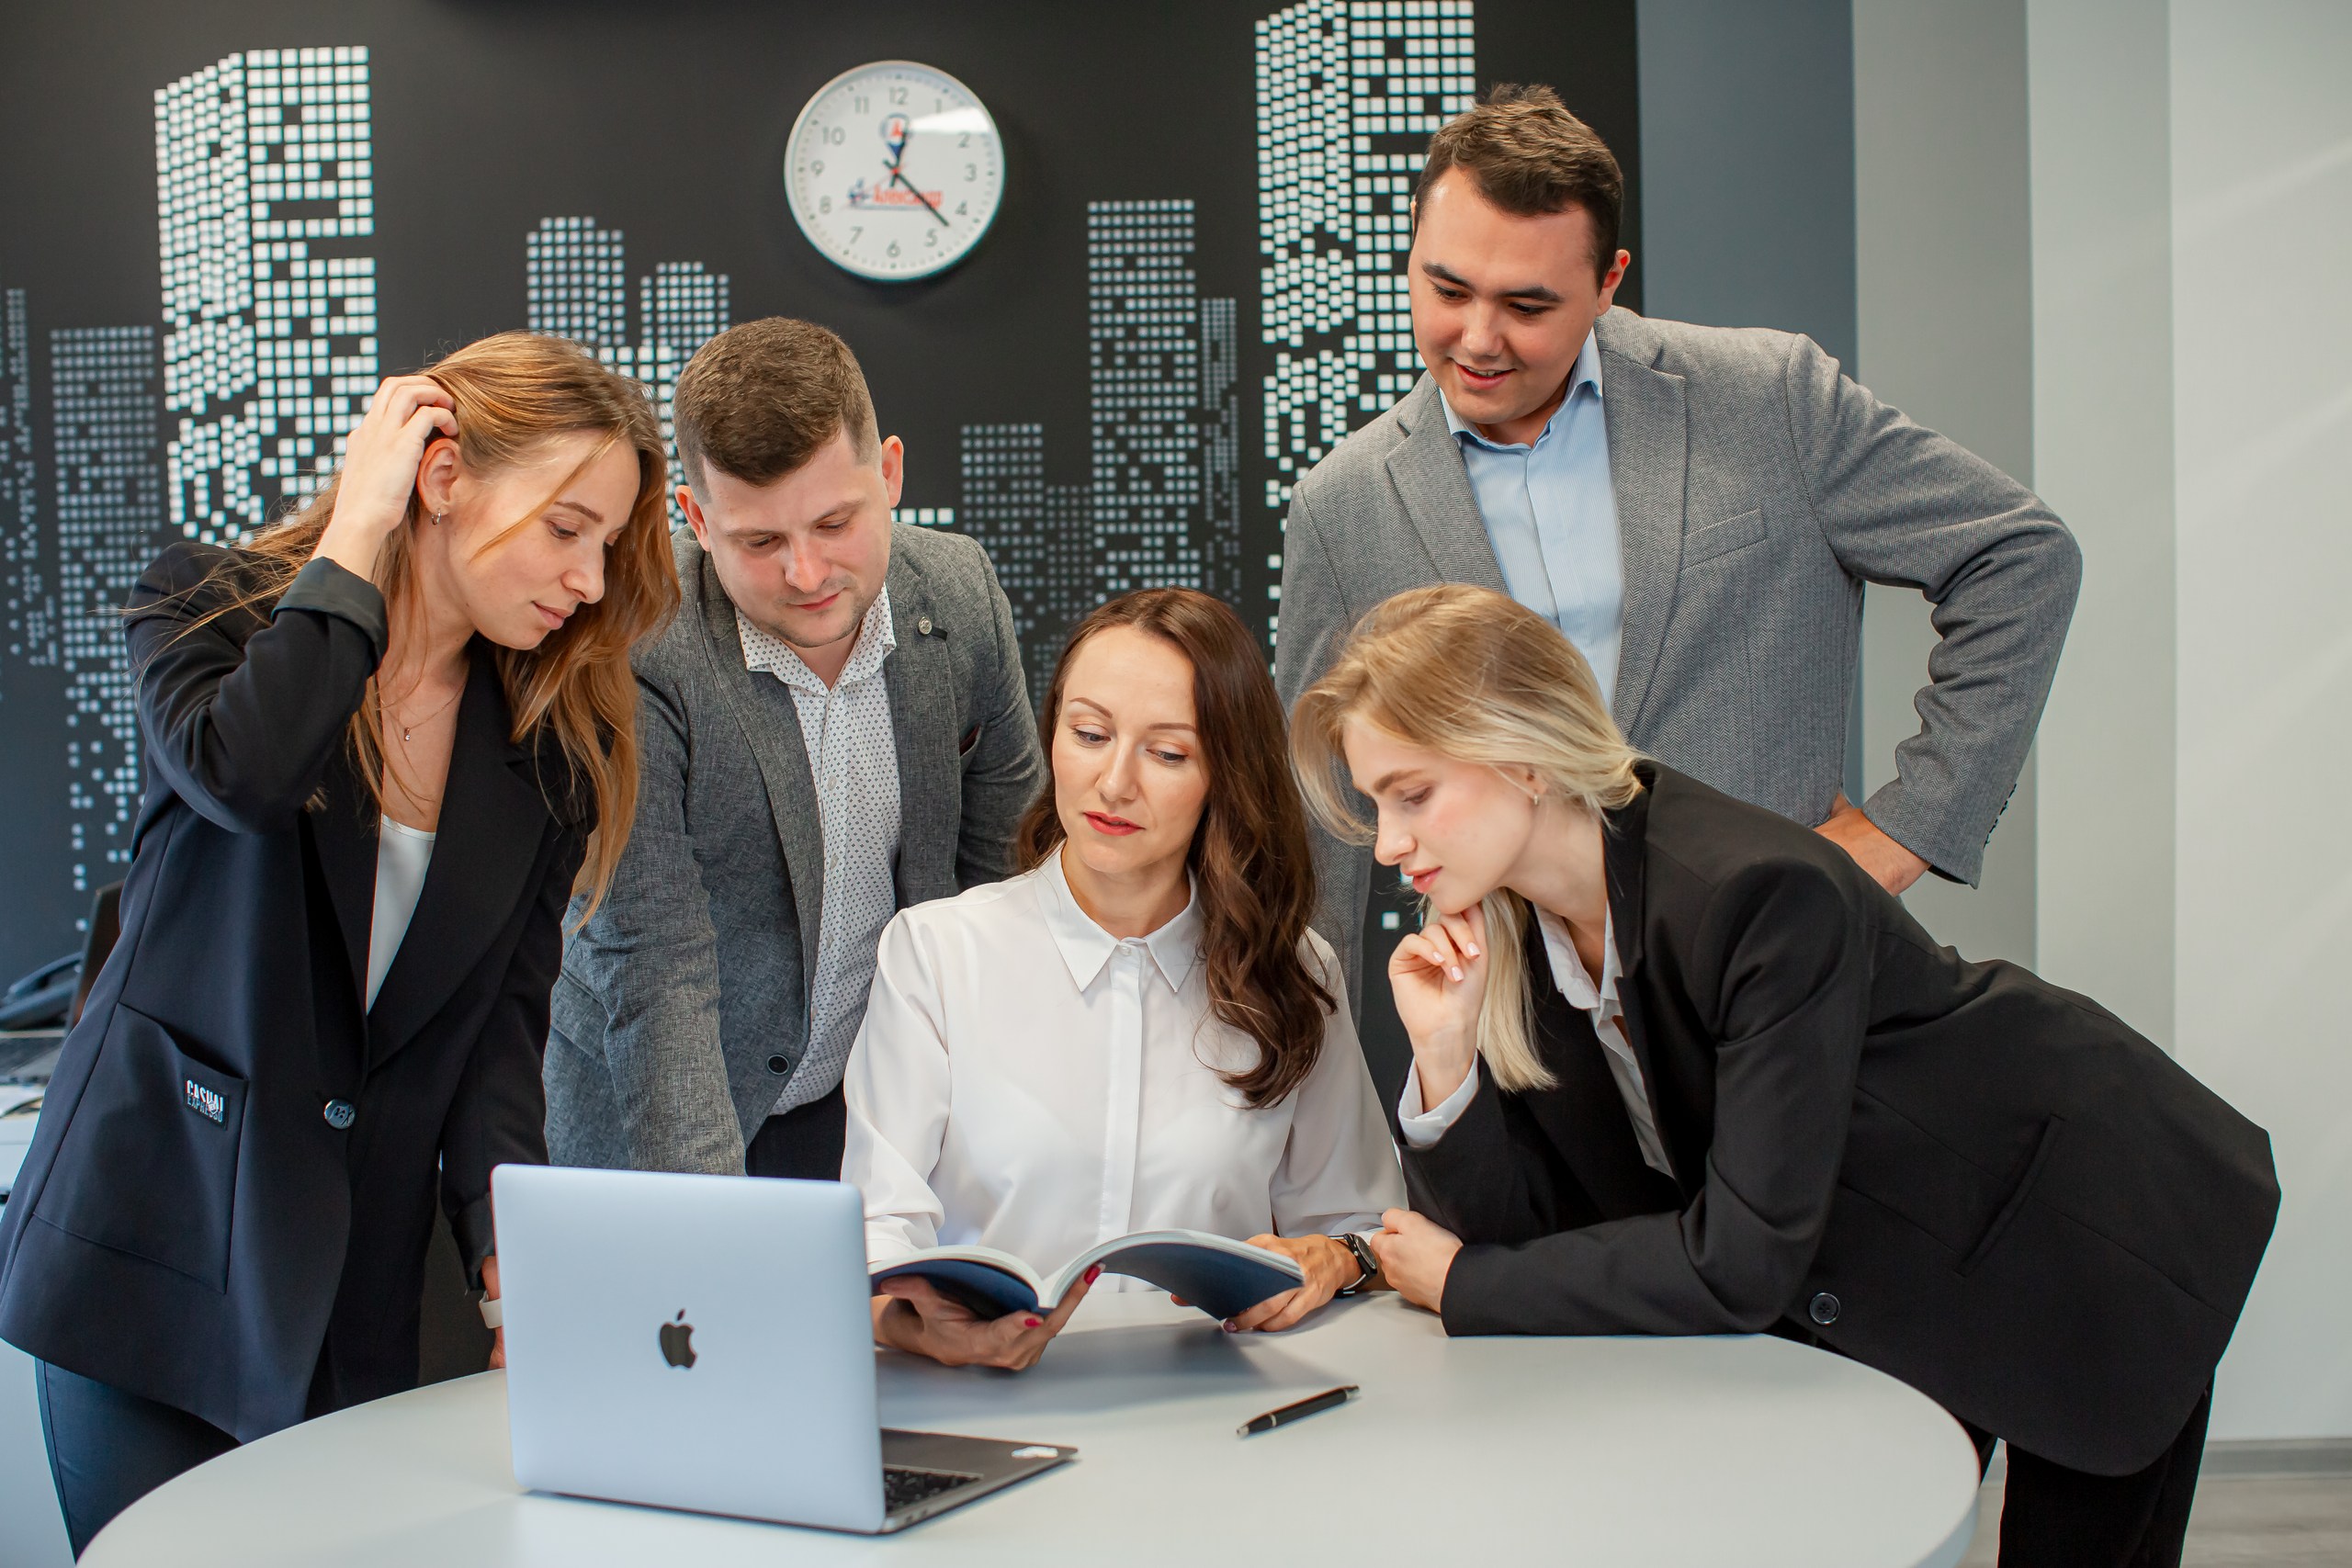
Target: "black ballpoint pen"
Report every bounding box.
[1238,1384,1359,1437]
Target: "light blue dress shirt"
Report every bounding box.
[1440,331,1624,704]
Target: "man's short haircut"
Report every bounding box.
[672,317,880,494]
[1419,85,1623,279]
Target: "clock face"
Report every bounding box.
[785,61,1004,282]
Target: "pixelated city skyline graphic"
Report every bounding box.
[0,2,1478,927]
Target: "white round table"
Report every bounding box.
[85,1292,1980,1566]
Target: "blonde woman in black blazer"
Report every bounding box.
[0,335,678,1552]
[1293,584,2276,1568]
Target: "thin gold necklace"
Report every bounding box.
[388,681,462,744]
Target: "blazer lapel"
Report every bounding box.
[1600,763,1705,1195]
[366,644,548,1066]
[692,547,825,993]
[1596,311,1689,734]
[1385,378,1508,592]
[882,551,959,907]
[1522,914,1681,1218]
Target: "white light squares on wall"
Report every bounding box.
[156,46,379,544]
[51,326,162,892]
[1256,0,1476,638]
[526,218,730,522]
[1,288,52,685]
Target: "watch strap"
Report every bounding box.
[1333,1232,1377,1295]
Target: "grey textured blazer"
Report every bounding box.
[1275,307,2081,1007]
[546,525,1043,1173]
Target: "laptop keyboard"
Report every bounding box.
[884,1465,980,1514]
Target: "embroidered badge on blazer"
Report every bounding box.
[184,1077,226,1124]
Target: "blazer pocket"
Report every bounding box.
[39,1004,247,1292]
[1959,1116,2064,1277]
[1679,507,1767,569]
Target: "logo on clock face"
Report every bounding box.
[658,1309,696,1370]
[785,61,1004,282]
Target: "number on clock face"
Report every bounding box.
[785,61,1004,282]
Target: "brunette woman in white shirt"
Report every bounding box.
[842,588,1404,1370]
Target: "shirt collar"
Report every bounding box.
[1440,328,1604,453]
[1534,904,1621,1013]
[1035,846,1202,995]
[738,585,898,693]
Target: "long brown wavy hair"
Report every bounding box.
[1015,590,1332,1109]
[181,332,677,919]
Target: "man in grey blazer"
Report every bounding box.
[1277,87,2080,1010]
[547,319,1042,1178]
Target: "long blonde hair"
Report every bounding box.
[175,332,678,919]
[1290,584,1645,1091]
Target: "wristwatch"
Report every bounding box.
[1332,1232,1379,1296]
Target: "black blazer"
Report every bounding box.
[1405,762,2277,1476]
[0,544,585,1441]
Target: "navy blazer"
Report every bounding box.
[0,543,584,1440]
[1405,762,2277,1476]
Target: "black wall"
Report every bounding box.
[0,0,1638,1089]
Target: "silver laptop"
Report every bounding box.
[492,1164,1075,1533]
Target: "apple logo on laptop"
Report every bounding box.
[659,1309,696,1370]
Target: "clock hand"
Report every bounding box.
[890,167,951,227]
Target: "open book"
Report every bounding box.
[870,1229,1306,1322]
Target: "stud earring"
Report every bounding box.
[431,512,445,525]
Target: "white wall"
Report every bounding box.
[1851,0,2040,967]
[2027,0,2177,1051]
[2030,0,2352,1444]
[2165,0,2352,1444]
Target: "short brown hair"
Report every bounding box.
[672,317,879,494]
[1016,589,1332,1110]
[1419,84,1623,278]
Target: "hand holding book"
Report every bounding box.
[873,1263,1102,1371]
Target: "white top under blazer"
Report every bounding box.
[841,851,1406,1284]
[366,816,435,1011]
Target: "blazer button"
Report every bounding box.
[323,1100,356,1131]
[917,616,933,636]
[766,1055,789,1075]
[1809,1292,1841,1326]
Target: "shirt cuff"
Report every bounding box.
[1396,1062,1479,1150]
[274,557,389,664]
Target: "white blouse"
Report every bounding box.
[366,816,435,1011]
[842,851,1405,1285]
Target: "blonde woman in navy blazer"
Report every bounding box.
[1295,585,2276,1568]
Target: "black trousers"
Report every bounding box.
[744,1082,849,1180]
[1964,1384,2213,1567]
[36,1359,238,1557]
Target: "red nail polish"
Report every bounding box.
[1023,1315,1044,1328]
[1085,1264,1102,1283]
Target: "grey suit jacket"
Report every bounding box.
[546,524,1043,1173]
[1275,307,2080,1008]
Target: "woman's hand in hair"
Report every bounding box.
[1389,903,1488,1107]
[1370,1209,1463,1315]
[1223,1234,1358,1334]
[313,375,458,582]
[871,1266,1099,1371]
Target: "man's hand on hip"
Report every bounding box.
[1816,794,1930,896]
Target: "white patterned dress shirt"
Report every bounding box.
[842,850,1406,1285]
[737,588,900,1115]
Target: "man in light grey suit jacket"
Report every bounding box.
[1278,88,2080,1011]
[548,320,1042,1178]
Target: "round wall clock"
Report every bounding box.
[784,61,1005,282]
